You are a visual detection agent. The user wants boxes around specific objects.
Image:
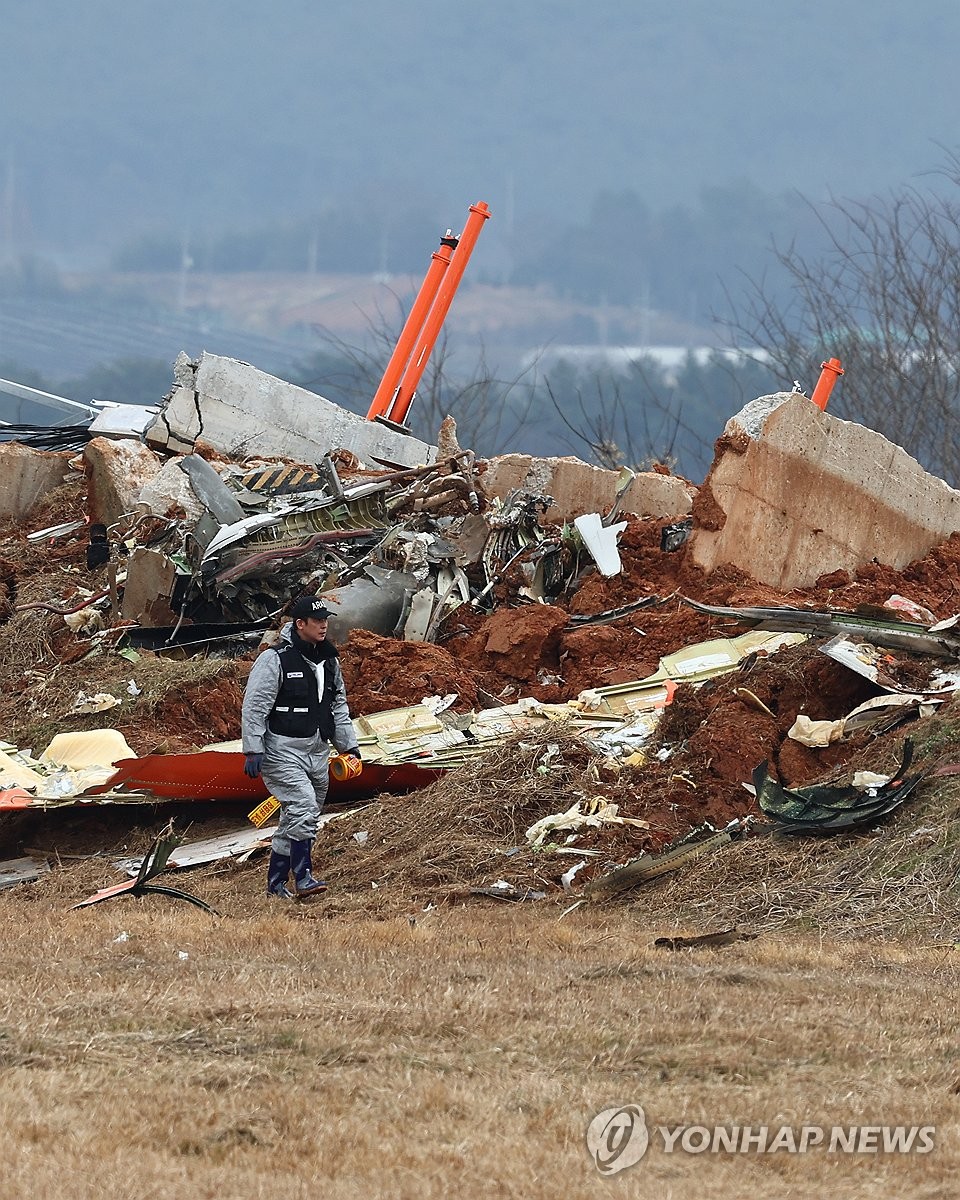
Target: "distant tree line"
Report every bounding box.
[110,181,827,328]
[509,182,824,323]
[26,160,960,487]
[727,152,960,486]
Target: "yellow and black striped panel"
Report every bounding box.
[240,464,323,495]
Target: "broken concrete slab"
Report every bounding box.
[0,442,73,518]
[121,548,180,626]
[687,393,960,589]
[145,351,436,470]
[136,456,205,522]
[480,453,694,522]
[83,436,162,526]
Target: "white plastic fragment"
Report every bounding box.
[64,607,105,634]
[851,771,892,791]
[69,691,121,715]
[560,860,588,892]
[788,714,843,747]
[573,512,628,576]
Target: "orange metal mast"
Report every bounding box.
[387,201,491,425]
[811,357,844,411]
[366,230,458,421]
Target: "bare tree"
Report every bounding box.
[539,352,752,478]
[542,371,687,471]
[727,155,960,484]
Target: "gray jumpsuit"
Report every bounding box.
[241,623,357,855]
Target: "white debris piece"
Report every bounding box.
[573,512,627,576]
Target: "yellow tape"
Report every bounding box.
[330,753,363,781]
[248,795,281,827]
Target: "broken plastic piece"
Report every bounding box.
[248,795,281,827]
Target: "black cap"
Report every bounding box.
[290,596,333,621]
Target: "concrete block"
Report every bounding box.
[121,547,179,626]
[83,438,163,526]
[144,351,435,470]
[480,453,695,521]
[621,471,695,519]
[688,393,960,589]
[137,457,205,522]
[0,443,73,518]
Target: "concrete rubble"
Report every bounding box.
[687,392,960,589]
[144,351,435,470]
[5,350,960,906]
[0,442,73,518]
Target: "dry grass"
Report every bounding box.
[0,891,958,1199]
[0,647,247,756]
[312,726,605,911]
[5,732,960,1196]
[622,769,960,945]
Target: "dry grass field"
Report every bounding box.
[2,880,959,1200]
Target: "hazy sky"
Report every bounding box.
[3,0,960,269]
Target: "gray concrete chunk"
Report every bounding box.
[689,394,960,589]
[0,443,73,518]
[144,351,436,469]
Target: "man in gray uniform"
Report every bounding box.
[241,595,361,898]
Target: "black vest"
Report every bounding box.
[267,642,339,740]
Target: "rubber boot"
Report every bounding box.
[289,838,327,897]
[266,850,294,899]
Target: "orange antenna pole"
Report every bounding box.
[388,201,491,425]
[811,356,844,411]
[366,230,458,420]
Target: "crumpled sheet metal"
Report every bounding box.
[754,739,925,832]
[0,729,139,805]
[92,751,442,804]
[586,819,751,899]
[74,825,218,913]
[0,787,35,811]
[819,634,960,696]
[573,630,806,718]
[682,597,960,659]
[788,694,941,747]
